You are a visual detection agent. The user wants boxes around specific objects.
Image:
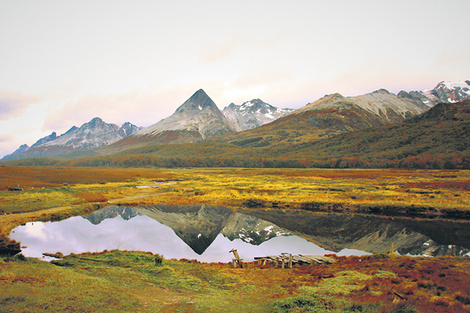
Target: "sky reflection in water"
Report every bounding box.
[10,211,369,262]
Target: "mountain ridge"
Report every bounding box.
[2,80,469,164]
[222,99,293,131]
[219,88,426,148]
[2,118,142,161]
[100,89,290,154]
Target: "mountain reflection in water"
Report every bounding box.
[9,205,470,262]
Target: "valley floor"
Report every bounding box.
[0,166,469,312]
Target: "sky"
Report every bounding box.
[1,0,469,158]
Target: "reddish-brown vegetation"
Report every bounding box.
[404,180,470,191]
[0,166,177,190]
[205,255,470,313]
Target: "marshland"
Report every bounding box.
[1,166,469,312]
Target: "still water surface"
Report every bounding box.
[9,205,470,262]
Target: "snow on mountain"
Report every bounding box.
[117,122,142,137]
[401,80,470,107]
[222,99,293,131]
[134,89,234,141]
[300,80,470,122]
[39,117,140,150]
[2,118,142,160]
[428,80,470,103]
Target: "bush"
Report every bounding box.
[3,253,27,262]
[154,254,163,266]
[271,295,333,313]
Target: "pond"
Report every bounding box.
[9,205,470,262]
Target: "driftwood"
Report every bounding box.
[394,292,407,301]
[229,249,243,268]
[254,254,336,267]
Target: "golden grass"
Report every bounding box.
[129,168,470,210]
[1,167,469,238]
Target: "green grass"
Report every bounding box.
[0,250,259,312]
[0,254,141,312]
[2,251,468,312]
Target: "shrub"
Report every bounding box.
[154,254,163,266]
[271,295,333,313]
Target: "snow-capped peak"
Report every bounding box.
[222,99,293,131]
[437,80,470,90]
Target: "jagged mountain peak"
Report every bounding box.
[130,89,234,143]
[118,122,142,137]
[298,93,348,112]
[373,88,391,95]
[0,144,30,161]
[435,80,470,90]
[238,99,279,113]
[174,89,218,114]
[30,132,58,148]
[404,80,470,107]
[431,80,470,103]
[3,117,141,160]
[222,99,293,131]
[88,117,105,126]
[39,117,140,149]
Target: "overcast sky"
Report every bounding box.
[1,0,469,157]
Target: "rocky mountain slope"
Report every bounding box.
[3,117,141,160]
[1,144,30,160]
[221,89,429,148]
[140,89,234,140]
[401,80,470,107]
[3,80,468,162]
[270,99,470,168]
[102,89,291,154]
[220,80,469,149]
[86,98,470,169]
[100,89,235,153]
[222,99,293,131]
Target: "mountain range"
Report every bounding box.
[2,118,142,160]
[223,99,293,131]
[2,80,469,167]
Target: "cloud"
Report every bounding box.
[0,91,40,120]
[199,36,247,65]
[199,31,289,66]
[0,134,13,143]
